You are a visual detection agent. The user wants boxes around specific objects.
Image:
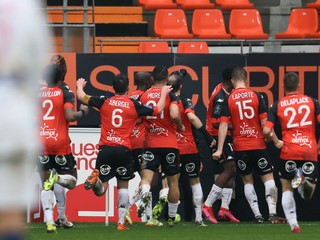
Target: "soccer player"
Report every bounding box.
[167,72,215,226]
[138,66,184,227]
[203,65,240,224]
[39,64,89,233]
[263,72,320,233]
[0,0,49,239]
[213,67,285,224]
[49,54,76,229]
[77,74,172,230]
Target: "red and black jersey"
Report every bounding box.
[129,89,145,150]
[176,97,198,155]
[221,87,267,151]
[206,83,231,137]
[39,86,75,155]
[265,93,320,161]
[140,87,180,149]
[89,95,158,149]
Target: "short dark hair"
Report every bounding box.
[42,64,63,87]
[152,65,168,82]
[222,65,238,82]
[168,73,182,93]
[231,67,247,81]
[284,72,299,92]
[113,74,129,94]
[50,55,67,81]
[134,72,153,89]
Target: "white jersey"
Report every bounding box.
[0,0,50,208]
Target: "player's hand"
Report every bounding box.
[161,85,173,95]
[80,104,89,116]
[77,78,87,89]
[209,139,216,148]
[274,139,283,149]
[212,150,222,160]
[178,124,185,132]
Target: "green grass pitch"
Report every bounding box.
[28,221,320,240]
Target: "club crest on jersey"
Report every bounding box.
[55,155,67,165]
[100,165,111,175]
[40,123,58,141]
[302,162,314,175]
[149,123,168,136]
[107,129,124,144]
[176,132,187,142]
[285,161,296,172]
[166,153,176,164]
[237,160,246,171]
[116,167,127,176]
[257,158,268,169]
[291,131,312,148]
[131,128,140,138]
[240,122,258,138]
[185,163,195,173]
[142,151,154,161]
[39,155,49,164]
[214,105,222,115]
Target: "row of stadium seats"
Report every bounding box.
[139,0,254,10]
[154,8,320,39]
[138,41,209,53]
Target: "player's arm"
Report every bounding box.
[211,95,233,130]
[169,97,184,132]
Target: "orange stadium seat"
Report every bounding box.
[177,42,209,53]
[215,0,254,10]
[275,8,319,39]
[154,9,193,39]
[138,42,171,53]
[176,0,215,10]
[139,0,177,10]
[229,9,268,39]
[306,0,320,9]
[192,9,231,39]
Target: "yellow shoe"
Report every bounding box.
[174,214,181,223]
[125,209,133,226]
[44,169,58,191]
[47,223,57,233]
[146,219,163,227]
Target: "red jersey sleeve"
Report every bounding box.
[169,92,179,105]
[182,98,195,114]
[61,87,75,109]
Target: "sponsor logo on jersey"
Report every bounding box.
[149,123,169,136]
[107,130,124,145]
[116,167,127,176]
[185,163,195,173]
[131,128,140,138]
[166,153,176,164]
[291,131,312,148]
[39,155,49,164]
[176,132,187,142]
[217,98,224,103]
[100,165,111,175]
[40,123,58,141]
[257,158,268,169]
[239,122,259,138]
[55,155,67,165]
[302,162,314,175]
[237,160,246,171]
[285,160,296,172]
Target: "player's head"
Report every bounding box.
[134,72,153,91]
[168,73,182,93]
[113,74,129,95]
[283,72,299,93]
[231,67,247,87]
[222,65,237,91]
[50,55,67,81]
[152,65,168,84]
[42,64,63,87]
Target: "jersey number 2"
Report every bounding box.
[284,105,311,128]
[42,99,54,120]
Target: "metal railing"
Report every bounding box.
[97,38,320,54]
[46,0,95,53]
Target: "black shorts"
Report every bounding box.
[95,146,134,182]
[38,153,77,177]
[180,153,200,178]
[141,148,180,176]
[279,159,318,182]
[212,136,234,164]
[234,149,273,176]
[132,148,143,172]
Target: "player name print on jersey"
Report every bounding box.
[280,96,309,107]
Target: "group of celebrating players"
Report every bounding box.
[39,55,320,234]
